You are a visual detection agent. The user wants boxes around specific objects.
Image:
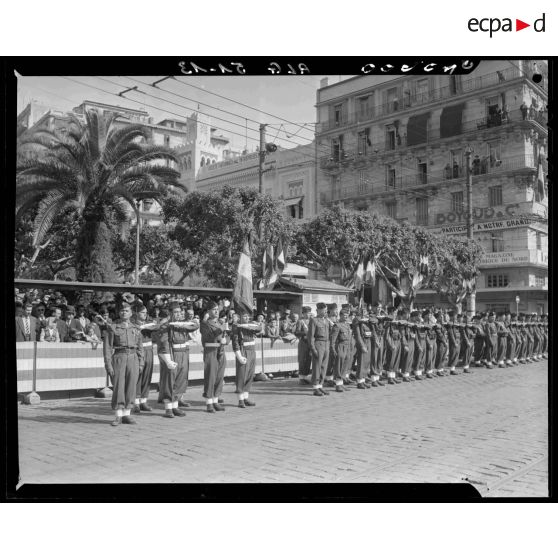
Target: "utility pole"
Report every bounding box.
[465,146,476,316]
[258,123,266,195]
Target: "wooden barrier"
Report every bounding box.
[16,339,299,395]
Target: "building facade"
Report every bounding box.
[315,60,548,313]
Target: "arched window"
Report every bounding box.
[200,157,205,167]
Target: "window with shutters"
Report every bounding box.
[386,165,396,189]
[386,201,397,219]
[357,96,373,120]
[451,191,464,212]
[487,274,509,288]
[489,185,503,206]
[491,231,505,252]
[357,128,370,155]
[416,197,428,225]
[357,171,367,194]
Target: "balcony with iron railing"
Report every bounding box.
[319,108,547,170]
[317,66,547,134]
[321,153,537,204]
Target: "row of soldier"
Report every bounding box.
[295,303,548,396]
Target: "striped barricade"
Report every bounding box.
[16,338,299,395]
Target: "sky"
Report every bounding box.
[17,74,354,153]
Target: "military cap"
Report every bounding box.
[410,310,419,318]
[327,303,338,311]
[488,311,495,316]
[301,306,312,313]
[316,302,327,309]
[206,301,219,310]
[341,303,351,310]
[473,314,481,320]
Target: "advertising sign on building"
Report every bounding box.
[431,217,543,236]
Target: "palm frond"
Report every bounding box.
[31,190,70,247]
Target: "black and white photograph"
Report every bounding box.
[7,57,550,499]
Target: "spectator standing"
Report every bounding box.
[16,302,39,342]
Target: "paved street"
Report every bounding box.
[17,360,548,496]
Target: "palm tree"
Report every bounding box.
[16,109,185,282]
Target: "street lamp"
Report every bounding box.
[515,295,520,316]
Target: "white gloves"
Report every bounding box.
[159,353,178,369]
[235,350,247,365]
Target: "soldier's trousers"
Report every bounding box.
[497,337,507,363]
[111,352,139,411]
[236,346,256,394]
[356,339,371,380]
[525,337,533,358]
[370,341,383,376]
[505,336,516,361]
[533,334,540,355]
[311,340,329,386]
[136,346,154,399]
[485,336,498,363]
[160,349,189,403]
[334,343,352,381]
[425,340,436,371]
[203,347,226,400]
[297,338,312,376]
[447,342,460,368]
[326,345,335,377]
[412,341,426,372]
[473,337,485,362]
[386,339,401,373]
[461,341,473,367]
[400,342,414,375]
[517,336,526,359]
[434,341,447,370]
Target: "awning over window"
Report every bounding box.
[406,113,430,146]
[440,104,465,138]
[284,196,304,206]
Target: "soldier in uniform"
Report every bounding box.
[199,301,229,413]
[384,309,403,382]
[368,312,385,387]
[324,303,339,388]
[295,306,313,385]
[156,302,199,417]
[531,314,542,361]
[433,311,448,376]
[342,303,357,385]
[411,310,427,380]
[495,312,509,368]
[517,314,527,364]
[131,305,160,413]
[330,308,353,392]
[472,314,486,367]
[352,306,372,389]
[504,312,516,367]
[231,310,262,408]
[461,314,475,373]
[308,302,331,396]
[103,302,144,426]
[398,311,414,383]
[541,314,548,359]
[423,310,437,378]
[446,310,462,375]
[483,312,498,369]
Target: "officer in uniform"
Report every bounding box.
[342,303,357,385]
[199,301,229,412]
[295,306,313,385]
[541,314,548,359]
[384,309,403,382]
[472,314,485,367]
[324,303,339,388]
[368,312,385,387]
[157,302,199,417]
[433,311,448,376]
[446,310,462,375]
[103,302,144,426]
[483,312,498,369]
[231,310,262,408]
[308,302,331,396]
[330,308,353,392]
[352,306,372,390]
[423,310,437,378]
[461,314,475,373]
[395,312,411,383]
[531,314,541,361]
[517,314,527,364]
[495,312,509,368]
[411,310,426,380]
[131,305,160,413]
[504,312,516,367]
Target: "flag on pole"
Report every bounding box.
[354,257,364,291]
[365,259,376,286]
[259,244,274,289]
[232,237,254,316]
[275,237,286,276]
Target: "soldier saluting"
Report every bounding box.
[103,302,144,426]
[295,306,313,385]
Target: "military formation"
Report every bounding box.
[295,303,548,395]
[99,299,547,425]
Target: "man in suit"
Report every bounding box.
[57,306,75,342]
[69,305,91,341]
[16,302,39,342]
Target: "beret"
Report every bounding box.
[316,302,327,309]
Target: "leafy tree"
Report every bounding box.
[16,109,184,282]
[162,186,297,288]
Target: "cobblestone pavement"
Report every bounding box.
[16,360,548,496]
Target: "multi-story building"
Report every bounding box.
[195,141,317,221]
[315,60,548,313]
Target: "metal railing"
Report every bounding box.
[318,66,536,133]
[322,154,537,203]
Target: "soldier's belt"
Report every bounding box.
[243,341,256,346]
[142,341,153,347]
[204,342,221,347]
[114,347,136,354]
[172,343,189,349]
[363,333,371,337]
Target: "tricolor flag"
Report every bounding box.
[354,257,364,291]
[275,237,286,276]
[365,258,376,286]
[419,254,429,276]
[259,244,274,289]
[537,155,546,202]
[232,237,254,316]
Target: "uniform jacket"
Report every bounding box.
[330,321,352,353]
[102,319,144,374]
[308,316,330,352]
